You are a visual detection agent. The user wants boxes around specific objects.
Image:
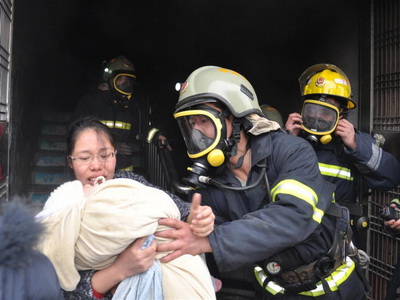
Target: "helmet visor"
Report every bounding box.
[174,109,223,159]
[301,100,339,135]
[113,73,136,95]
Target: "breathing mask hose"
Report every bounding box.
[198,159,268,191]
[306,134,319,147]
[157,143,191,195]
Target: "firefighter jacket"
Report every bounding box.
[73,87,151,171]
[201,131,336,271]
[315,130,400,208]
[198,131,362,296]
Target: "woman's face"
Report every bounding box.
[69,129,116,185]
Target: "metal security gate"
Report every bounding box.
[0,0,13,203]
[369,0,400,299]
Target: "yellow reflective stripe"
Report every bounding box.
[119,165,134,171]
[299,257,355,296]
[146,128,159,143]
[254,257,355,296]
[318,163,353,181]
[271,179,323,223]
[100,120,131,130]
[254,266,283,295]
[313,208,324,224]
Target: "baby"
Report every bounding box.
[36,177,216,299]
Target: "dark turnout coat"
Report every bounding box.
[199,130,364,297]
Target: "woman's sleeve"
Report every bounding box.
[62,270,113,300]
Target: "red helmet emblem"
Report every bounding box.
[179,81,188,95]
[315,76,325,87]
[124,60,132,68]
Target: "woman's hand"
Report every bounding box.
[91,236,156,294]
[113,236,157,278]
[186,193,215,237]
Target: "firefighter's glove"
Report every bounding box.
[115,142,133,155]
[147,128,172,151]
[357,249,370,270]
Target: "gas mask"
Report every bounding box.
[110,73,136,107]
[174,105,230,189]
[300,99,340,147]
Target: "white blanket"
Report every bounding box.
[36,178,215,299]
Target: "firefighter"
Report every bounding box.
[285,63,400,247]
[74,55,168,174]
[156,66,367,299]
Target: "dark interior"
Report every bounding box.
[10,0,366,198]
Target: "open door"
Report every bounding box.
[0,0,13,203]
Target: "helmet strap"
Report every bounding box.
[229,142,250,169]
[225,118,247,157]
[224,118,241,157]
[340,108,349,119]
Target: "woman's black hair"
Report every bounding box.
[66,115,117,155]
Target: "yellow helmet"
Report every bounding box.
[299,63,356,110]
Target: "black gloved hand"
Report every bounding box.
[146,128,172,151]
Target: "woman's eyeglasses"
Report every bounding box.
[68,150,117,165]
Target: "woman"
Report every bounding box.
[52,116,216,299]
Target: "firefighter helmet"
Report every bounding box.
[103,55,136,82]
[175,66,262,118]
[102,55,137,104]
[260,104,284,127]
[299,63,356,110]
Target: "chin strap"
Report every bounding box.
[225,117,244,157]
[225,117,254,167]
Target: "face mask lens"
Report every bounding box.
[176,114,218,155]
[302,102,338,134]
[114,74,135,94]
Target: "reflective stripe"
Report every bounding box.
[119,165,134,171]
[367,144,382,171]
[318,163,353,181]
[100,120,131,130]
[146,128,159,143]
[271,179,323,223]
[254,257,355,296]
[254,266,283,295]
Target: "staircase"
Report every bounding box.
[29,111,71,208]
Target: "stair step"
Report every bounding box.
[34,154,67,167]
[41,123,68,136]
[28,110,73,206]
[29,184,58,193]
[38,137,67,151]
[29,192,50,207]
[42,111,71,123]
[32,171,67,186]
